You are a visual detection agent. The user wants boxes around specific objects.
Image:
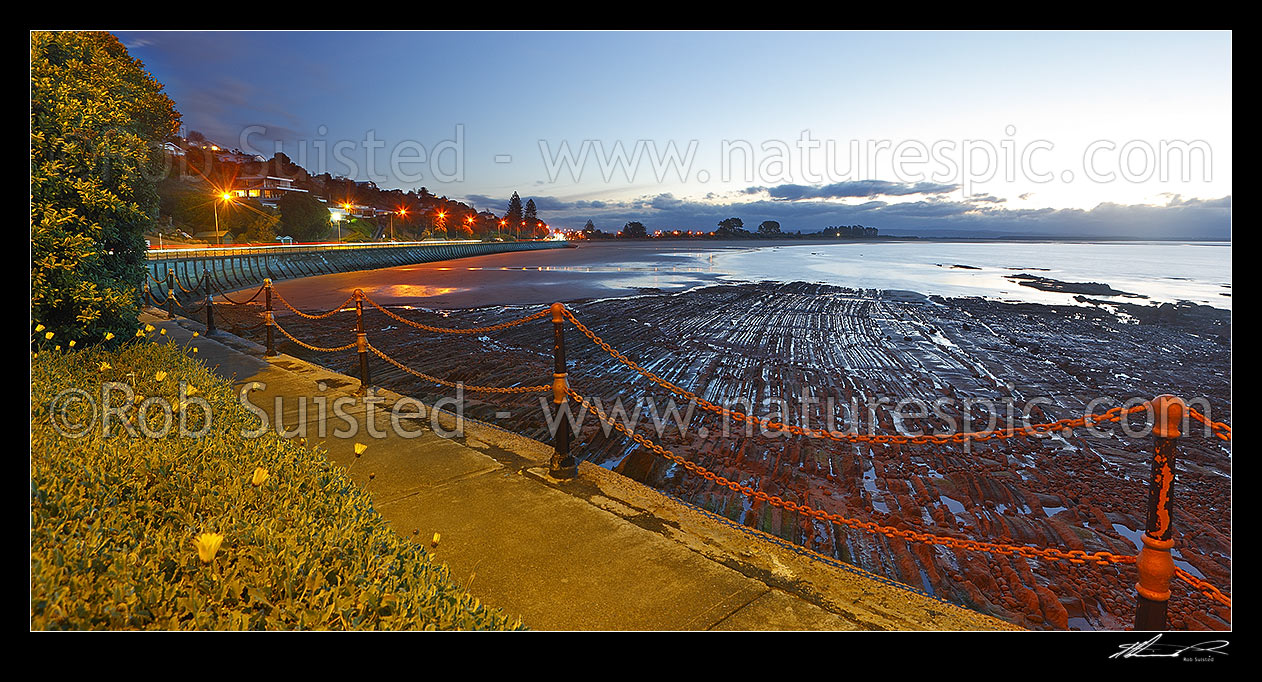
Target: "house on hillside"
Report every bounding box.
[232,175,309,208]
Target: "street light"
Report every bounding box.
[394,207,407,241]
[436,211,447,240]
[214,192,235,246]
[341,203,353,242]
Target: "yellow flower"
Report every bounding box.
[192,347,199,354]
[35,324,45,332]
[193,332,199,337]
[104,331,114,341]
[136,329,146,338]
[192,533,224,563]
[251,467,269,487]
[186,385,198,396]
[159,328,167,336]
[431,532,441,547]
[154,371,167,382]
[354,442,368,456]
[144,324,155,332]
[98,362,111,372]
[44,331,54,340]
[68,340,76,348]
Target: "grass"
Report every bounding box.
[30,336,526,630]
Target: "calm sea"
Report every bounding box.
[681,240,1231,310]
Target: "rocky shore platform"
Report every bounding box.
[208,281,1232,630]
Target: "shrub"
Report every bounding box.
[31,32,181,350]
[30,339,525,630]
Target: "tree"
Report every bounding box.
[716,217,744,236]
[524,198,538,233]
[32,31,181,348]
[278,192,332,241]
[757,220,782,236]
[505,192,524,235]
[582,220,596,236]
[623,221,647,238]
[228,198,279,243]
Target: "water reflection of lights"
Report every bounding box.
[376,285,463,297]
[447,265,713,273]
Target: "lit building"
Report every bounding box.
[232,176,308,208]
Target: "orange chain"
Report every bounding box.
[1188,408,1232,442]
[562,307,1149,444]
[1174,567,1232,608]
[271,288,357,320]
[567,386,1138,567]
[361,293,550,334]
[271,316,358,353]
[367,342,550,394]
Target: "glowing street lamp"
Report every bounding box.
[214,191,235,246]
[393,207,408,240]
[432,210,448,239]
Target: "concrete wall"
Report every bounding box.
[145,240,571,298]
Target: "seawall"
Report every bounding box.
[145,240,572,297]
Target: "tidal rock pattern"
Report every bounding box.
[225,282,1232,631]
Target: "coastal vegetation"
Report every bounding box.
[31,31,180,348]
[30,337,525,630]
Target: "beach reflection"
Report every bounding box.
[373,284,464,298]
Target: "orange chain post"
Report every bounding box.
[354,289,372,394]
[1135,394,1185,630]
[550,302,578,479]
[264,279,276,357]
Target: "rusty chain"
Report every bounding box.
[366,342,550,394]
[270,316,358,353]
[1174,567,1232,608]
[271,288,357,320]
[562,307,1151,444]
[361,292,550,334]
[1188,408,1232,442]
[215,284,266,306]
[567,386,1139,567]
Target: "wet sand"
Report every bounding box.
[269,241,747,309]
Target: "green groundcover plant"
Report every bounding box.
[30,337,526,630]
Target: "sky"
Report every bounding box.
[115,30,1232,237]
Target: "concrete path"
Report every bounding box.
[142,309,1018,631]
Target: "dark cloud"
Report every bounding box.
[754,180,960,201]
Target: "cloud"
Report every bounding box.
[523,191,1231,239]
[753,180,960,201]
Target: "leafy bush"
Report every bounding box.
[31,32,181,350]
[31,339,526,630]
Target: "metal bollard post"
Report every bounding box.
[354,289,372,393]
[1134,394,1185,630]
[204,268,216,335]
[549,303,578,479]
[264,278,276,357]
[166,269,176,319]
